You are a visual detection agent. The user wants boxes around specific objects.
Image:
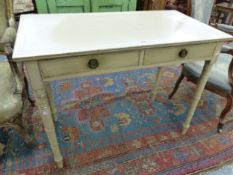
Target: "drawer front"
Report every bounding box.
[48,0,91,13]
[91,0,129,12]
[39,51,140,78]
[144,43,217,65]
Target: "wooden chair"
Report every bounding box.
[169,0,233,133]
[214,0,233,25]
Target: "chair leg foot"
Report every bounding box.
[168,71,184,99]
[217,123,223,133]
[217,95,233,133]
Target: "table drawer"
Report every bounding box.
[39,51,140,78]
[144,43,217,65]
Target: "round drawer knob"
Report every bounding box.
[88,59,99,69]
[179,49,188,58]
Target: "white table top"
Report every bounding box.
[13,11,233,61]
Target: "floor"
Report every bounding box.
[1,55,233,174]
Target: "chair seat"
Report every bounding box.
[184,53,233,94]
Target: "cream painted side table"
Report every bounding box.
[13,11,232,168]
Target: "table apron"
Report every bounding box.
[37,42,218,82]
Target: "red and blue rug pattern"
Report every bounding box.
[0,66,233,175]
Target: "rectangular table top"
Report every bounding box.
[13,10,233,61]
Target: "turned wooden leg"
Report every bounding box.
[45,84,58,122]
[182,43,223,135]
[168,70,184,99]
[218,95,233,133]
[182,61,215,135]
[25,61,63,168]
[152,67,162,100]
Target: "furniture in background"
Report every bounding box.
[13,0,36,14]
[12,11,232,168]
[165,0,216,18]
[188,0,215,24]
[137,0,166,10]
[215,1,233,25]
[169,0,233,133]
[0,0,34,153]
[0,54,33,146]
[216,0,233,2]
[165,0,189,14]
[0,0,13,53]
[35,0,137,13]
[13,0,37,21]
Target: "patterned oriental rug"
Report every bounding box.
[1,66,233,175]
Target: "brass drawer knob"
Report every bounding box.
[179,49,188,58]
[88,59,99,69]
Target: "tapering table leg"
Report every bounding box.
[182,43,223,135]
[25,61,63,168]
[152,67,162,99]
